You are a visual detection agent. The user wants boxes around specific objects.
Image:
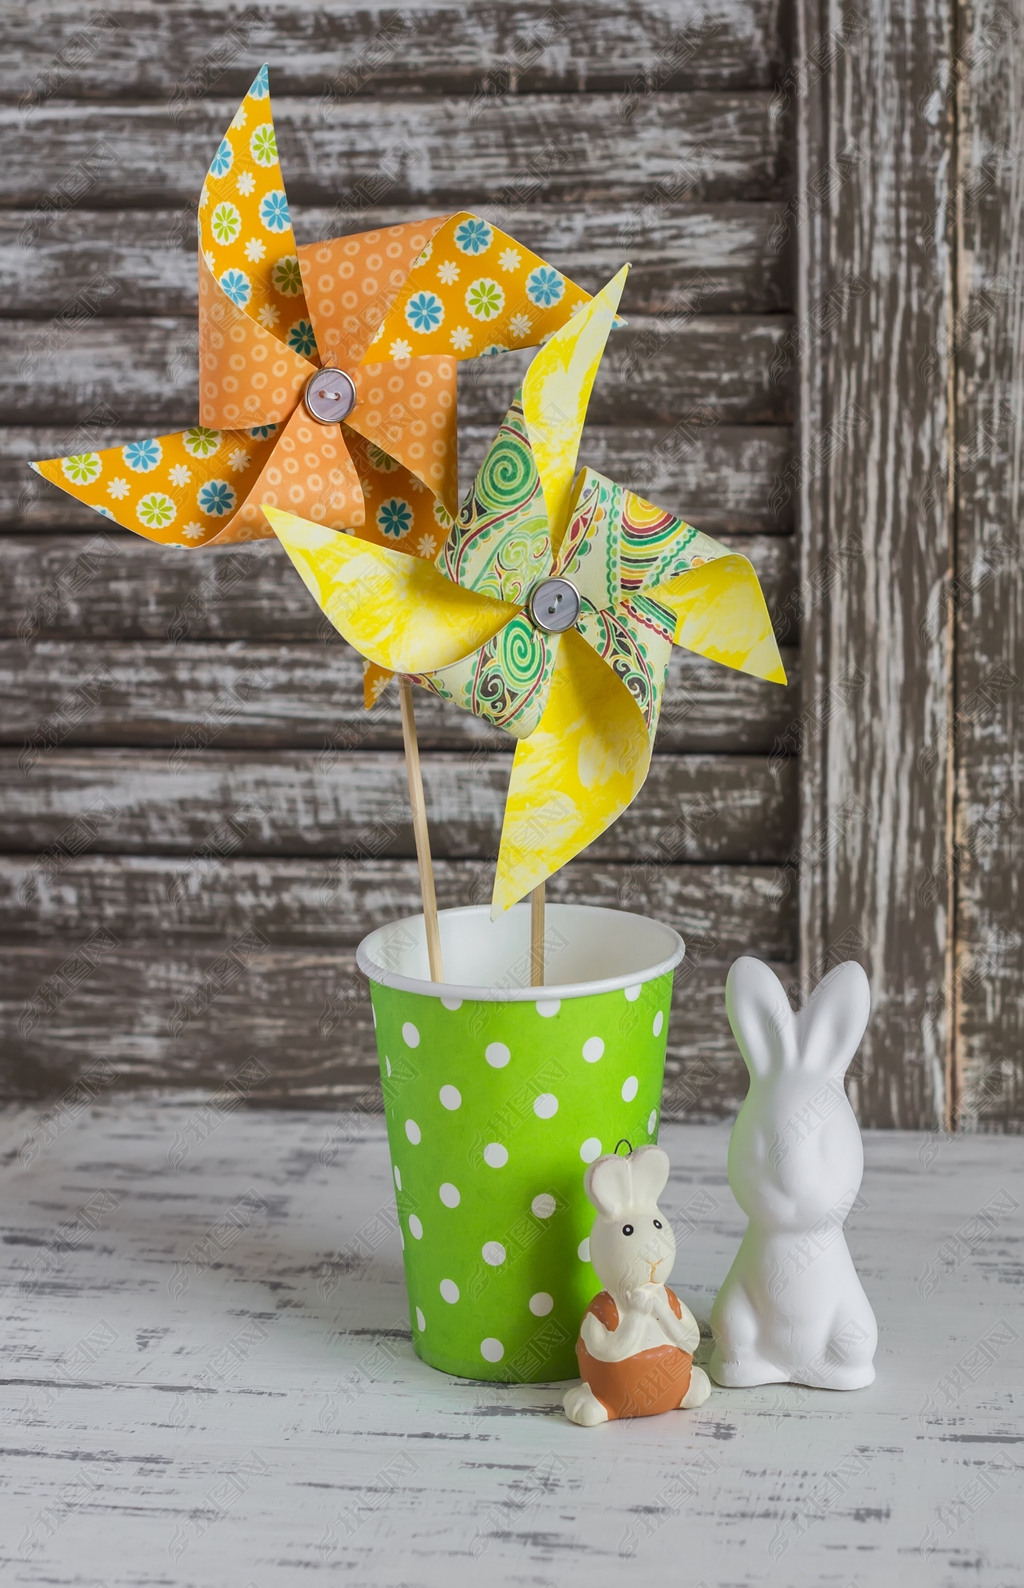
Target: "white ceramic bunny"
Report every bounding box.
[709,957,877,1390]
[563,1144,712,1425]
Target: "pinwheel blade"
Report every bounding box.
[491,628,652,914]
[435,392,550,603]
[31,425,280,547]
[299,216,451,368]
[568,470,787,682]
[198,65,320,429]
[434,274,630,605]
[240,407,364,537]
[30,409,365,550]
[266,508,516,673]
[655,555,788,684]
[342,427,454,555]
[521,266,628,543]
[344,353,460,515]
[370,212,596,364]
[198,255,316,430]
[415,617,561,739]
[555,467,621,611]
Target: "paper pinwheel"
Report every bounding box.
[30,65,597,555]
[266,269,786,913]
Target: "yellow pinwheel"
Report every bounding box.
[267,269,786,912]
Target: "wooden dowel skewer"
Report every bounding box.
[530,881,546,986]
[398,677,444,983]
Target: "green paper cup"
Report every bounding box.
[357,903,684,1383]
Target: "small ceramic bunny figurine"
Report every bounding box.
[563,1144,712,1425]
[710,957,878,1390]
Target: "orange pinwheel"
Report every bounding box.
[31,66,599,557]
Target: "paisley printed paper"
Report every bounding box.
[267,272,786,913]
[30,66,596,552]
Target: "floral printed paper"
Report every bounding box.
[31,66,596,552]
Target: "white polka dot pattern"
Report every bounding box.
[376,967,676,1380]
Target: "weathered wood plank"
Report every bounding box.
[795,0,955,1128]
[0,749,798,861]
[0,528,799,642]
[951,0,1024,1131]
[0,854,796,957]
[0,316,794,427]
[3,426,797,536]
[5,0,786,99]
[0,944,793,1112]
[4,94,789,211]
[0,203,793,316]
[1,640,801,754]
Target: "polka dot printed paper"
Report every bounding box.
[31,66,597,551]
[368,970,673,1382]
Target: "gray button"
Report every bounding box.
[303,368,357,424]
[526,577,581,634]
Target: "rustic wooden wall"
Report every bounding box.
[953,0,1024,1133]
[795,0,1024,1132]
[3,0,794,1116]
[795,0,956,1130]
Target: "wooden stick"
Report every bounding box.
[530,880,546,986]
[398,677,444,983]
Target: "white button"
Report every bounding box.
[526,577,581,634]
[303,368,356,424]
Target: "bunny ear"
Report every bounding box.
[725,956,798,1080]
[584,1155,633,1220]
[625,1145,670,1207]
[796,960,871,1077]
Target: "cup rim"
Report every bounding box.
[356,902,685,1003]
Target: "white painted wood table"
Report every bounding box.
[0,1100,1021,1587]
